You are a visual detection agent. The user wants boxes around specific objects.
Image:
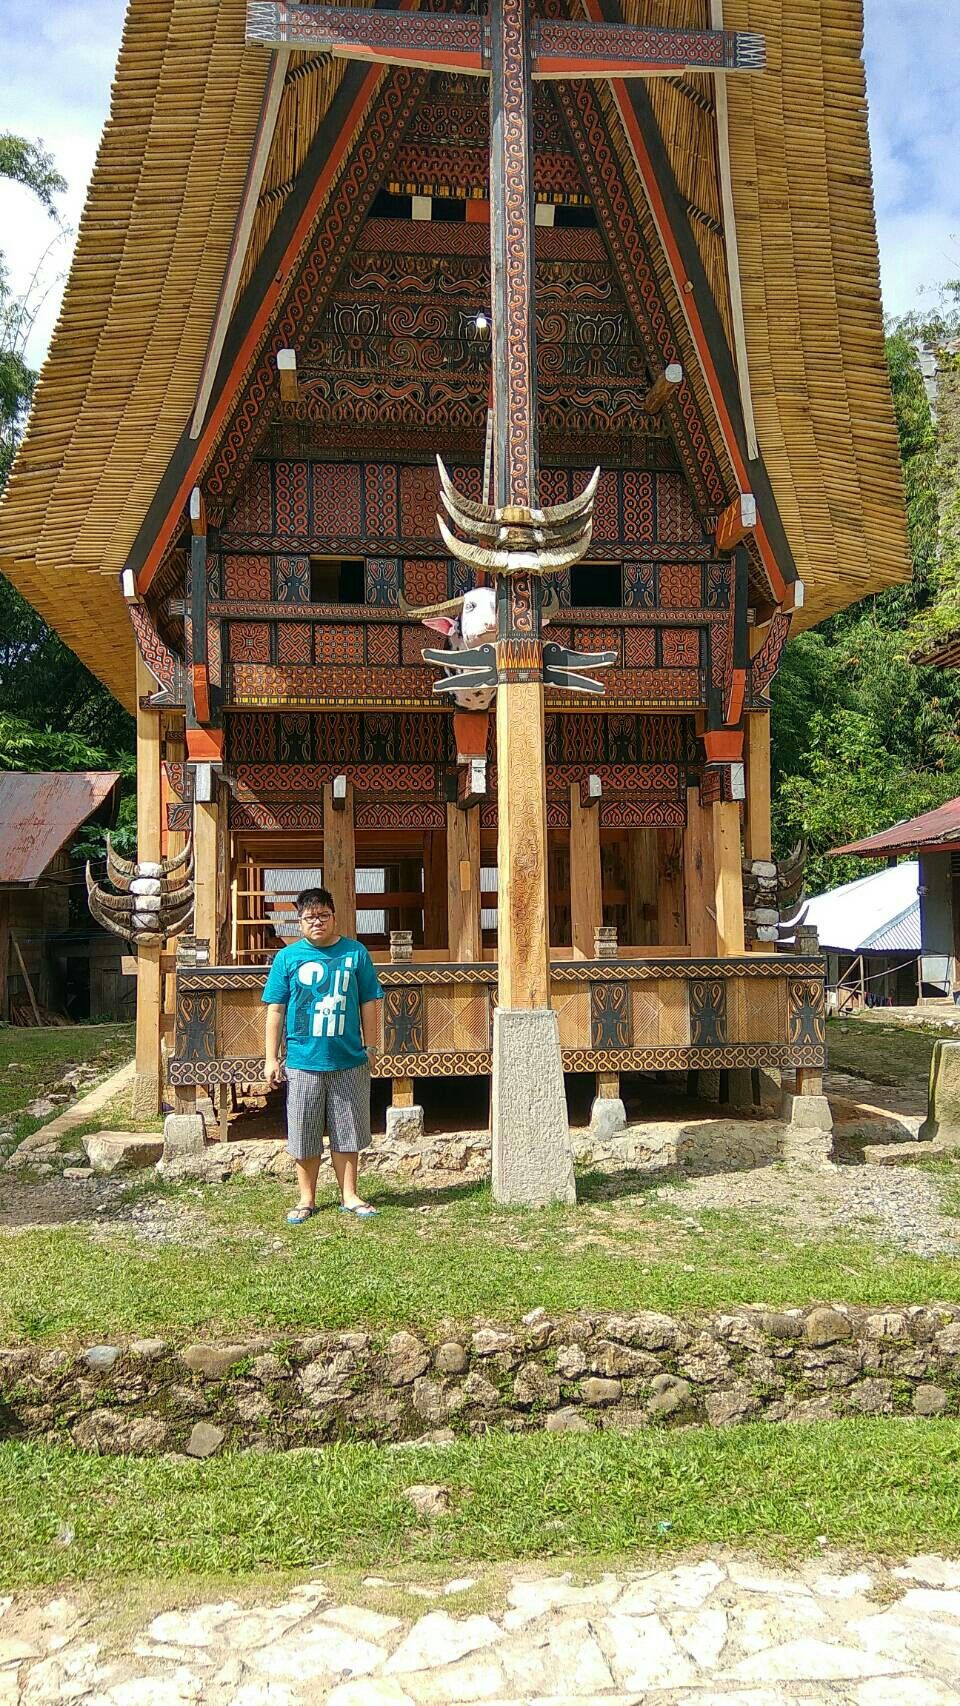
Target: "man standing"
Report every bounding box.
[263,887,384,1224]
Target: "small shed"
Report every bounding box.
[806,863,921,1010]
[833,798,960,1001]
[0,772,123,1022]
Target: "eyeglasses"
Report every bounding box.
[301,910,334,922]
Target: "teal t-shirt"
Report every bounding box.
[261,936,384,1072]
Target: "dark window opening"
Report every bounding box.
[555,204,597,228]
[569,560,622,609]
[371,190,413,218]
[309,558,365,603]
[431,197,467,222]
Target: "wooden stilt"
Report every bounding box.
[322,779,356,937]
[193,797,220,946]
[446,802,481,962]
[626,829,658,946]
[132,652,164,1119]
[597,1070,620,1100]
[569,783,602,959]
[683,785,718,954]
[796,1068,823,1097]
[657,828,686,946]
[744,708,772,863]
[423,830,448,951]
[713,800,746,954]
[392,1077,415,1108]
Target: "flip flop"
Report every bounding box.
[286,1204,317,1225]
[339,1204,379,1218]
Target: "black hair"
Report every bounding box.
[295,886,336,916]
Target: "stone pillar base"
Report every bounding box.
[162,1113,207,1160]
[492,1007,576,1207]
[131,1072,162,1123]
[589,1096,627,1138]
[781,1092,834,1166]
[386,1104,425,1142]
[919,1040,960,1146]
[757,1066,783,1116]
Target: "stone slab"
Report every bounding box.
[82,1132,164,1174]
[491,1008,575,1207]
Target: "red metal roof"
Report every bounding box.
[832,796,960,858]
[0,772,120,886]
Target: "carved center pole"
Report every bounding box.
[488,0,574,1204]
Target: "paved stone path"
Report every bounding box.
[4,1551,960,1703]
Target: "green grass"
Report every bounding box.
[0,1024,134,1156]
[826,1015,938,1092]
[5,1419,960,1588]
[3,1172,960,1344]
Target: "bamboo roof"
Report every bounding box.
[0,0,909,707]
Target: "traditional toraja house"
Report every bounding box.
[0,0,909,1201]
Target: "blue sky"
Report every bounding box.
[0,0,957,369]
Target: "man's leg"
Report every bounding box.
[286,1068,327,1213]
[329,1063,373,1208]
[295,1154,323,1210]
[331,1150,362,1209]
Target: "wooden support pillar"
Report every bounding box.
[496,680,551,1008]
[627,828,658,947]
[569,783,602,959]
[744,709,772,863]
[446,802,481,962]
[193,795,220,947]
[322,779,356,938]
[713,800,746,955]
[683,785,717,955]
[392,1077,415,1108]
[132,652,163,1119]
[796,1068,823,1097]
[423,830,448,952]
[657,828,686,946]
[597,1070,620,1100]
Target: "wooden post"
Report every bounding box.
[683,785,718,955]
[626,829,658,947]
[423,830,448,952]
[597,1070,620,1100]
[657,828,686,946]
[392,1077,415,1108]
[744,712,772,863]
[322,779,356,937]
[569,783,602,959]
[132,651,164,1119]
[446,802,481,962]
[713,800,746,954]
[496,682,551,1006]
[193,797,220,946]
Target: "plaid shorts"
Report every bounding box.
[285,1063,372,1161]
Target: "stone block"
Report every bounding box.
[435,1341,468,1376]
[181,1344,253,1378]
[186,1422,226,1458]
[920,1040,960,1145]
[914,1384,949,1416]
[545,1407,595,1433]
[82,1131,164,1174]
[491,1007,576,1207]
[781,1093,834,1166]
[580,1376,622,1406]
[804,1307,852,1347]
[589,1096,626,1138]
[385,1105,424,1142]
[162,1113,207,1159]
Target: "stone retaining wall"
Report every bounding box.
[2,1303,959,1457]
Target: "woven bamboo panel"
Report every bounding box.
[728,973,787,1044]
[630,984,661,1046]
[553,985,590,1049]
[218,988,266,1058]
[656,978,691,1044]
[424,987,491,1053]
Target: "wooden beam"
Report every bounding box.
[446,802,481,962]
[744,711,772,864]
[712,799,745,954]
[190,45,292,439]
[423,829,448,951]
[626,829,658,947]
[709,0,758,459]
[277,347,300,403]
[715,492,757,552]
[569,783,603,959]
[132,651,164,1119]
[656,827,685,946]
[643,362,682,412]
[683,784,717,955]
[193,794,220,947]
[579,773,602,810]
[323,779,356,936]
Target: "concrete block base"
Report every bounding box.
[491,1007,576,1207]
[781,1092,834,1166]
[162,1113,207,1161]
[589,1096,627,1139]
[919,1040,960,1146]
[386,1104,425,1142]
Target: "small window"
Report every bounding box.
[555,204,597,229]
[569,560,622,609]
[309,558,365,604]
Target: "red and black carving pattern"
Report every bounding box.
[274,462,310,536]
[402,625,429,666]
[230,763,437,798]
[207,69,424,505]
[129,605,177,691]
[229,623,272,664]
[699,765,721,806]
[622,471,655,544]
[599,799,685,827]
[366,558,401,607]
[535,19,744,69]
[249,3,483,56]
[225,461,271,534]
[231,802,325,832]
[277,623,312,665]
[225,711,453,767]
[493,0,538,508]
[163,762,193,803]
[278,712,313,763]
[623,563,656,609]
[399,466,440,540]
[208,620,223,687]
[355,802,446,831]
[657,472,705,543]
[574,626,620,660]
[364,462,400,538]
[313,462,362,536]
[224,555,271,600]
[167,802,191,834]
[624,628,656,669]
[275,555,310,603]
[749,610,792,701]
[660,562,703,608]
[404,559,447,604]
[706,561,733,610]
[547,762,681,796]
[317,625,365,666]
[662,628,700,669]
[366,624,401,667]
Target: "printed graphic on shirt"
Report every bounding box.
[295,954,357,1040]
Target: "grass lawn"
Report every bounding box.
[3,1170,960,1344]
[0,1024,134,1157]
[5,1419,960,1588]
[826,1015,939,1092]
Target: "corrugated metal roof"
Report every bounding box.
[0,772,120,886]
[833,798,960,858]
[806,861,921,954]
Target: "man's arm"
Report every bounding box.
[360,998,381,1057]
[264,1003,286,1089]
